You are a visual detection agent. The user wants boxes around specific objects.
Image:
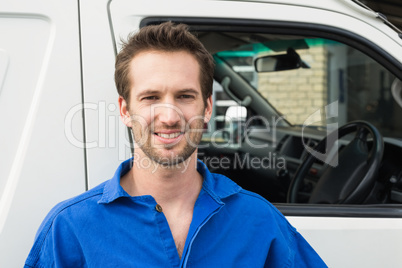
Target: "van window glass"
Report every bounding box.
[215,37,402,138]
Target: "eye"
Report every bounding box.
[142,96,158,101]
[179,94,194,99]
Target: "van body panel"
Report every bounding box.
[0,1,85,266]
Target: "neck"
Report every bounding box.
[121,151,202,207]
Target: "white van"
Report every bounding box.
[1,0,402,267]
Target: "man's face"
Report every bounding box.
[119,50,212,166]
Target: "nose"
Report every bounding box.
[155,103,182,127]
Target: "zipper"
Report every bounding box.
[180,204,224,268]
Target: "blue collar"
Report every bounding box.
[98,158,241,204]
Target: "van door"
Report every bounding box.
[107,1,402,268]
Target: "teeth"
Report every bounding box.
[156,132,181,139]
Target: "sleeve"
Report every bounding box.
[24,208,87,268]
[287,232,328,268]
[259,200,328,268]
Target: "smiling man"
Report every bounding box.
[117,41,212,258]
[25,22,327,267]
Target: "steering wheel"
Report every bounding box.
[287,121,384,204]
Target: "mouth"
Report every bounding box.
[155,132,183,139]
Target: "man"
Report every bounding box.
[25,22,327,267]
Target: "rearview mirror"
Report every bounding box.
[222,106,247,144]
[255,48,310,72]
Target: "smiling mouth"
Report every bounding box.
[155,132,183,139]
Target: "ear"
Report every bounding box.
[118,96,133,128]
[203,95,213,123]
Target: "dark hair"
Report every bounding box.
[115,21,214,106]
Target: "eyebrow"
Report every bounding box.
[136,88,200,99]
